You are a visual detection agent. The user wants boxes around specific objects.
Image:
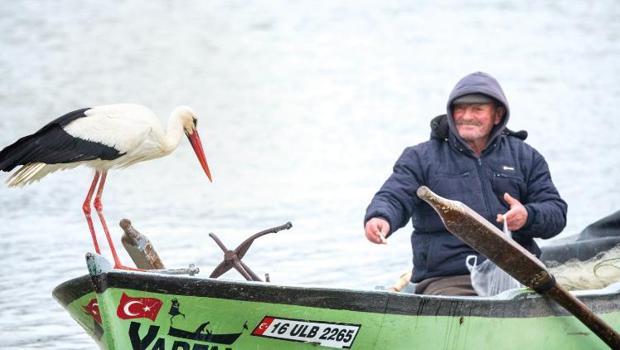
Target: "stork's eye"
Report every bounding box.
[192,117,198,127]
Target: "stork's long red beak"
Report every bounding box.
[187,131,212,182]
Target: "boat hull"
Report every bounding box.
[53,268,620,350]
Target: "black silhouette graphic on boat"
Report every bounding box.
[165,298,244,344]
[168,322,242,345]
[168,298,186,323]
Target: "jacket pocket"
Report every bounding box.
[491,172,525,203]
[429,170,476,203]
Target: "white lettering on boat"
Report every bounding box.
[128,321,234,350]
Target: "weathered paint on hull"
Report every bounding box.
[54,271,620,350]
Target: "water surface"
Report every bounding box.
[1,1,619,348]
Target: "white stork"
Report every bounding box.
[0,104,213,269]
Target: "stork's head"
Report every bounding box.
[174,106,213,182]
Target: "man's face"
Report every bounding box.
[452,103,504,144]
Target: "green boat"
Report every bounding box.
[52,254,620,350]
[52,209,620,350]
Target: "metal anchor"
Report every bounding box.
[208,222,293,281]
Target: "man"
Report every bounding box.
[364,72,567,296]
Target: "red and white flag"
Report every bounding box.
[252,316,275,335]
[83,298,102,324]
[116,293,163,321]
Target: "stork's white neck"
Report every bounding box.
[161,112,185,154]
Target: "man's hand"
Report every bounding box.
[365,217,390,244]
[496,193,528,231]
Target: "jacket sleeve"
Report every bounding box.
[364,147,424,236]
[517,149,568,239]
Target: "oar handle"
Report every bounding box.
[546,285,620,349]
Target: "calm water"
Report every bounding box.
[0,1,619,348]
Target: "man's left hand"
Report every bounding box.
[496,193,528,231]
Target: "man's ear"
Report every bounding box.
[494,106,506,124]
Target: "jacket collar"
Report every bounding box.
[429,114,527,155]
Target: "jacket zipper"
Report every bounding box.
[474,157,492,218]
[450,137,494,217]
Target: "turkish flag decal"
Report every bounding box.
[116,293,163,321]
[83,298,102,324]
[252,316,275,335]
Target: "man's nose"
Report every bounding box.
[462,107,474,119]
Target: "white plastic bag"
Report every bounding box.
[466,216,523,296]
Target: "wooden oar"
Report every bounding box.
[416,186,620,349]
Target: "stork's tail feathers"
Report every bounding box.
[7,163,45,187]
[0,110,91,186]
[6,163,78,187]
[0,131,43,172]
[1,136,46,186]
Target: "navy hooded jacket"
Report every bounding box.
[364,72,568,283]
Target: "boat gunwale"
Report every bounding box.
[53,272,620,319]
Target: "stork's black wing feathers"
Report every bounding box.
[0,108,122,171]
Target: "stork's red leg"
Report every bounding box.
[93,170,138,270]
[82,171,101,254]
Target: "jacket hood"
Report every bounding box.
[430,114,527,141]
[446,72,511,151]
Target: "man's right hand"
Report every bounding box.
[365,217,390,244]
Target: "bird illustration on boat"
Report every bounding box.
[169,298,186,323]
[0,104,213,269]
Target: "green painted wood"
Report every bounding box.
[54,272,620,350]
